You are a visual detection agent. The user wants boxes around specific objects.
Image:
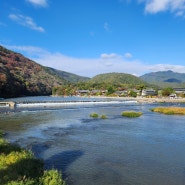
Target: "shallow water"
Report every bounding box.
[1,97,185,185]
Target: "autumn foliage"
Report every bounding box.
[0,46,65,98]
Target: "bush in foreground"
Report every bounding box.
[121,111,143,118]
[40,170,65,185]
[0,133,65,185]
[151,107,185,115]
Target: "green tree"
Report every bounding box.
[161,87,173,96]
[106,86,115,95]
[129,90,137,97]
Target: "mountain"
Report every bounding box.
[90,72,149,86]
[140,70,185,88]
[44,67,90,83]
[0,46,88,98]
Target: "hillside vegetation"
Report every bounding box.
[52,72,154,96]
[44,67,90,83]
[90,72,149,86]
[0,46,68,98]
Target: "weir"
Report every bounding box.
[0,101,16,108]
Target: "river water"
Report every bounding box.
[1,96,185,185]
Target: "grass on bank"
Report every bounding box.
[0,132,66,185]
[151,107,185,115]
[121,111,143,118]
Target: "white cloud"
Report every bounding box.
[26,0,48,7]
[34,52,147,77]
[3,45,185,77]
[9,14,45,32]
[140,0,185,16]
[100,53,121,59]
[124,52,133,58]
[148,64,185,73]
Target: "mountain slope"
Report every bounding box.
[44,67,90,83]
[0,46,67,98]
[90,72,149,86]
[140,70,185,88]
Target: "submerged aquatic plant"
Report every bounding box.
[100,114,107,119]
[90,113,99,118]
[151,107,185,115]
[121,111,143,118]
[90,113,108,119]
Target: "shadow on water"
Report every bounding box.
[44,150,84,179]
[30,142,84,180]
[28,142,50,159]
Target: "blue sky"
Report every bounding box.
[1,0,185,77]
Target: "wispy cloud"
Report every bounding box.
[26,0,48,7]
[9,14,45,32]
[124,52,133,58]
[104,22,111,32]
[3,44,185,77]
[140,0,185,16]
[5,45,49,56]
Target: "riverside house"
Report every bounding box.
[173,88,185,96]
[141,89,157,97]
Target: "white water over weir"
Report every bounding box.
[16,100,138,108]
[0,101,16,108]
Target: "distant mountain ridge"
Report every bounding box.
[44,67,90,83]
[140,70,185,88]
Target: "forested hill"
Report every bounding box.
[90,72,149,86]
[0,46,68,98]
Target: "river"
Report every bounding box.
[1,96,185,185]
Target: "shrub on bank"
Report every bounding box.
[151,107,185,115]
[0,133,66,185]
[40,170,65,185]
[121,111,143,118]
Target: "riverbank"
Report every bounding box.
[134,97,185,103]
[89,96,185,103]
